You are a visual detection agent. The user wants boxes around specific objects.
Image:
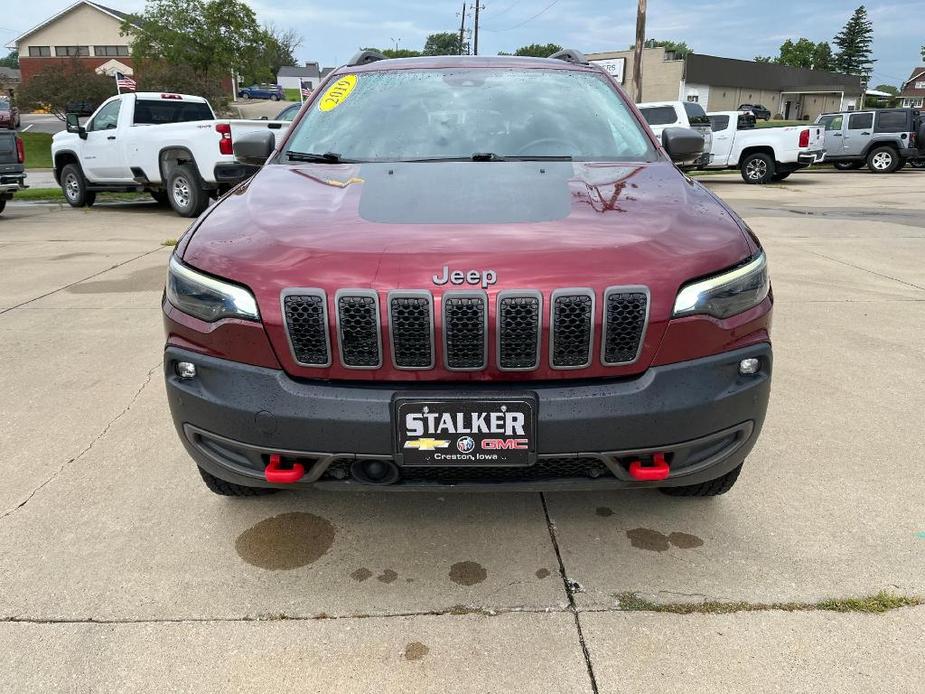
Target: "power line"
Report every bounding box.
[481,0,562,32]
[485,0,524,18]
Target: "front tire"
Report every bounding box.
[660,464,742,497]
[0,199,5,214]
[833,161,863,171]
[740,153,775,184]
[198,466,278,497]
[867,146,899,173]
[150,190,169,205]
[60,163,95,208]
[167,164,210,218]
[270,94,280,101]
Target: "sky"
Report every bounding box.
[2,0,922,87]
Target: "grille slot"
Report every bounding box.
[336,290,381,368]
[497,292,542,371]
[601,287,648,365]
[443,292,487,370]
[282,291,330,367]
[389,292,434,369]
[321,457,612,483]
[550,290,594,369]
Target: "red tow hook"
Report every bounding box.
[264,454,305,484]
[628,453,670,481]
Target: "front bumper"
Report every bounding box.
[165,343,771,491]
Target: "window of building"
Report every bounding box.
[55,46,89,57]
[28,46,51,57]
[94,45,130,57]
[915,81,925,89]
[848,112,873,130]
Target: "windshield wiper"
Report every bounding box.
[471,152,506,161]
[398,153,573,163]
[285,150,352,163]
[501,155,573,161]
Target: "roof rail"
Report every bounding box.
[347,49,387,67]
[548,48,589,66]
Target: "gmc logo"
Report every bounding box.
[482,438,529,450]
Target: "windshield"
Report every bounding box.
[283,68,655,162]
[0,99,9,110]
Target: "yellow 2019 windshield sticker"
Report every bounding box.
[318,74,358,112]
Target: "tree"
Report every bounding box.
[512,43,562,58]
[17,58,116,119]
[134,59,232,113]
[812,42,833,71]
[423,32,462,56]
[239,24,303,83]
[832,5,875,82]
[874,83,898,95]
[0,51,18,69]
[630,39,691,58]
[125,0,269,77]
[777,38,816,68]
[754,55,772,63]
[362,47,423,59]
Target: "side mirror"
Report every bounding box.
[661,127,705,162]
[65,112,87,139]
[233,130,276,167]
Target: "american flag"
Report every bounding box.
[300,81,313,100]
[115,71,137,92]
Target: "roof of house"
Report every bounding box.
[899,67,925,97]
[7,1,140,49]
[278,64,321,79]
[685,53,864,94]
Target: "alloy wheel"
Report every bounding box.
[172,176,191,209]
[64,172,80,202]
[872,152,893,170]
[746,158,767,180]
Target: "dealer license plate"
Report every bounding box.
[394,397,536,466]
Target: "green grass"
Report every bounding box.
[615,591,922,615]
[283,88,302,102]
[13,187,149,202]
[21,132,53,169]
[756,119,807,128]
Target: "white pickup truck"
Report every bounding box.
[638,101,713,169]
[51,92,290,217]
[705,111,825,183]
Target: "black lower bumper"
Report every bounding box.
[165,343,772,491]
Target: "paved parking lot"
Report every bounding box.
[1,170,923,691]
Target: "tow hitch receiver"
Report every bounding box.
[628,453,670,481]
[264,454,305,484]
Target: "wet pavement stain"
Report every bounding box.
[67,265,166,294]
[404,642,429,661]
[377,569,398,584]
[449,561,487,586]
[350,568,373,582]
[595,506,614,517]
[668,531,705,549]
[535,568,551,579]
[235,512,335,570]
[626,528,704,552]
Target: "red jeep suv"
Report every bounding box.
[163,50,772,497]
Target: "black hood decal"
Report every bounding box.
[358,161,572,225]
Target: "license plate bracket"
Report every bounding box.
[393,395,537,466]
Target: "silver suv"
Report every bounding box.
[816,108,922,173]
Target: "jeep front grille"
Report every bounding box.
[282,286,647,372]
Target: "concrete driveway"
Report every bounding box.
[0,171,923,692]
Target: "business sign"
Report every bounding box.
[591,58,626,84]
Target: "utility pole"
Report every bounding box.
[632,0,647,102]
[473,2,482,56]
[458,2,467,55]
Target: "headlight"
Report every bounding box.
[166,255,259,322]
[673,253,769,319]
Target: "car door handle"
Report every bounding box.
[107,135,116,140]
[832,133,842,137]
[861,131,870,135]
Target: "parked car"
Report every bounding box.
[738,103,771,121]
[275,103,301,122]
[52,92,290,217]
[0,130,27,214]
[638,100,713,169]
[238,84,283,101]
[706,111,825,183]
[815,108,921,173]
[0,97,20,130]
[163,50,772,498]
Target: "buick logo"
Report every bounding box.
[457,436,476,453]
[433,265,497,289]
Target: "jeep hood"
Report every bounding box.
[183,160,752,298]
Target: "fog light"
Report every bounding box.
[738,358,760,375]
[176,361,197,379]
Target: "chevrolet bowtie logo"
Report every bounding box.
[404,438,450,451]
